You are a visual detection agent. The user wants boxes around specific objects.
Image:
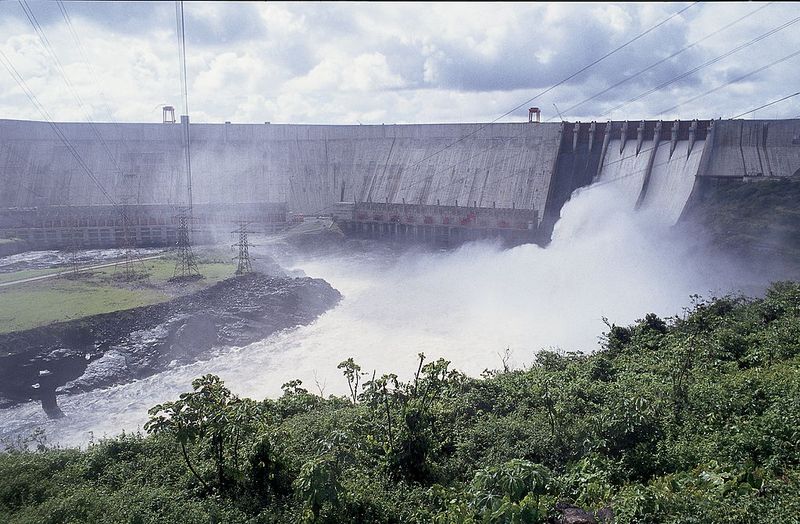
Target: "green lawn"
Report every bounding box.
[0,280,169,334]
[0,267,63,285]
[135,258,233,284]
[0,257,236,334]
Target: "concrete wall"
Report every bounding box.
[701,119,800,179]
[0,203,287,249]
[0,119,560,220]
[3,118,799,242]
[638,140,706,224]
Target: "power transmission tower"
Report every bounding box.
[114,172,148,281]
[232,221,255,275]
[170,2,203,283]
[64,215,82,278]
[171,208,203,281]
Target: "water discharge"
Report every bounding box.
[0,183,756,448]
[639,140,705,223]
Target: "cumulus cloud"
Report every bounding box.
[0,1,798,125]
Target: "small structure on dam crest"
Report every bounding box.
[1,117,799,249]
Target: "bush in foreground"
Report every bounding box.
[2,282,800,523]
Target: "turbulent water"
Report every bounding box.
[0,248,164,273]
[0,183,762,448]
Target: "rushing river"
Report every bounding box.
[0,184,761,448]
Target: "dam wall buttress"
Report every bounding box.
[701,119,800,179]
[2,118,799,247]
[0,120,561,219]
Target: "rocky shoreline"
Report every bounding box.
[0,272,341,417]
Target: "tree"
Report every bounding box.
[145,374,247,493]
[338,358,362,404]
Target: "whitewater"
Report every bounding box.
[0,183,754,447]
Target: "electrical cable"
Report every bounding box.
[729,92,800,119]
[55,2,132,138]
[175,0,194,211]
[0,49,119,208]
[658,48,800,115]
[377,2,701,183]
[600,13,800,119]
[548,2,773,121]
[17,0,125,178]
[390,13,800,205]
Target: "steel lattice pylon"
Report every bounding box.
[115,191,148,281]
[171,210,203,281]
[232,221,256,275]
[64,216,82,278]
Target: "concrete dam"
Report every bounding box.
[1,117,799,248]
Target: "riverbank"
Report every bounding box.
[0,272,341,417]
[0,281,797,523]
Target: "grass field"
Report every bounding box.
[0,267,63,285]
[0,255,236,334]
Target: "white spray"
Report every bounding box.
[0,183,752,447]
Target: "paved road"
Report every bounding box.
[0,254,166,288]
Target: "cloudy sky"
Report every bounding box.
[0,1,799,125]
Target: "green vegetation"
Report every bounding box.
[0,256,235,333]
[686,175,800,261]
[0,280,168,334]
[0,267,63,285]
[2,282,800,523]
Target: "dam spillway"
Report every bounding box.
[1,118,799,249]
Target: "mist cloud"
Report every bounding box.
[0,181,764,446]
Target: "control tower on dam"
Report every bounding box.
[1,117,799,249]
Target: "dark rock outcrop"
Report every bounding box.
[0,273,341,415]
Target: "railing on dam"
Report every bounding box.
[332,201,539,246]
[0,202,288,249]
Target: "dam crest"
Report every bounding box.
[1,118,799,248]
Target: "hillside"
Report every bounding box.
[683,176,800,273]
[1,282,799,523]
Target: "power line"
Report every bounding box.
[658,48,800,115]
[379,4,709,201]
[54,0,141,235]
[379,2,701,184]
[549,2,773,121]
[171,0,202,281]
[388,10,798,205]
[0,49,119,207]
[730,92,800,119]
[175,1,189,118]
[56,0,115,121]
[600,12,800,119]
[175,0,193,209]
[17,0,125,177]
[55,1,132,143]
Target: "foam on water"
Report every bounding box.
[596,139,654,208]
[0,248,163,273]
[0,183,752,448]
